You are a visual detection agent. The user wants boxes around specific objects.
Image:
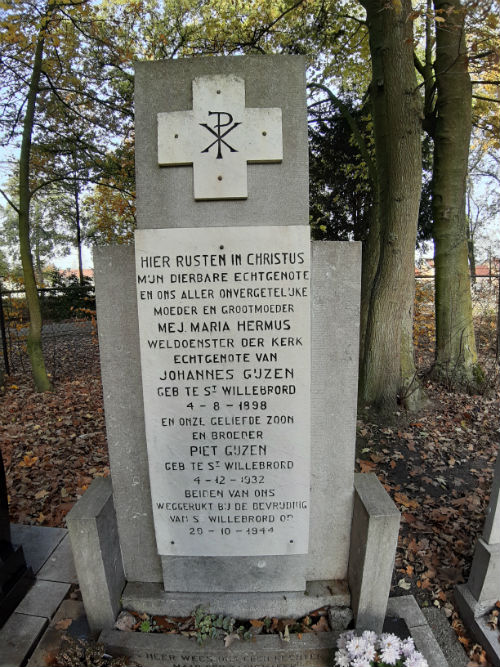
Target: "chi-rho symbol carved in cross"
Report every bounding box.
[157,74,283,200]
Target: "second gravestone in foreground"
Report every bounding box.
[67,57,400,665]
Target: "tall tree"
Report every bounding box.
[0,174,67,276]
[414,0,497,388]
[357,0,424,411]
[15,0,59,391]
[431,0,482,387]
[0,0,130,390]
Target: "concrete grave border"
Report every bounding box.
[98,595,449,667]
[67,467,399,634]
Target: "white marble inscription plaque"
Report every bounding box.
[158,75,282,200]
[135,226,311,557]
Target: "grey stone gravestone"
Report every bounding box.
[456,453,500,666]
[67,56,400,663]
[0,451,33,627]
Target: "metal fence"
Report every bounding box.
[0,285,95,376]
[415,274,500,360]
[1,276,498,377]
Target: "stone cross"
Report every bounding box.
[158,74,282,200]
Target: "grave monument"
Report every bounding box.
[67,56,401,666]
[0,452,33,627]
[456,453,500,666]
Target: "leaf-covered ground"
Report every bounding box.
[356,385,499,665]
[1,324,108,527]
[1,301,499,665]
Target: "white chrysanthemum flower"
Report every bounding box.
[337,630,355,650]
[361,629,377,644]
[401,637,416,656]
[334,648,350,667]
[346,636,368,658]
[379,632,401,653]
[379,632,401,648]
[363,642,376,661]
[404,650,428,667]
[352,657,371,667]
[380,643,401,665]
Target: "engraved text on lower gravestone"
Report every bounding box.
[135,226,311,557]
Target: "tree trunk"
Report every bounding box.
[358,0,424,412]
[74,180,84,285]
[467,222,476,284]
[496,274,500,364]
[33,205,43,284]
[18,5,53,392]
[431,0,482,388]
[359,202,380,377]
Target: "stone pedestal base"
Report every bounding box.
[0,541,34,627]
[101,630,340,667]
[67,473,399,634]
[122,579,349,619]
[100,595,450,667]
[468,539,500,605]
[455,584,500,667]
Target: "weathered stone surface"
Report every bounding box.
[482,454,500,545]
[10,524,66,575]
[122,579,349,619]
[327,606,353,631]
[455,584,500,667]
[94,244,161,584]
[468,539,500,603]
[411,625,449,667]
[135,56,308,229]
[94,240,362,593]
[386,595,427,628]
[27,600,92,667]
[66,477,125,632]
[37,534,77,584]
[308,242,360,581]
[162,556,306,594]
[52,599,91,638]
[349,473,400,633]
[422,608,468,667]
[0,612,47,667]
[16,579,70,619]
[101,630,339,667]
[115,610,136,632]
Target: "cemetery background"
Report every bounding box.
[0,2,498,665]
[0,49,500,660]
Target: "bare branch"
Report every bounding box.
[472,94,500,104]
[0,188,20,214]
[308,82,377,185]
